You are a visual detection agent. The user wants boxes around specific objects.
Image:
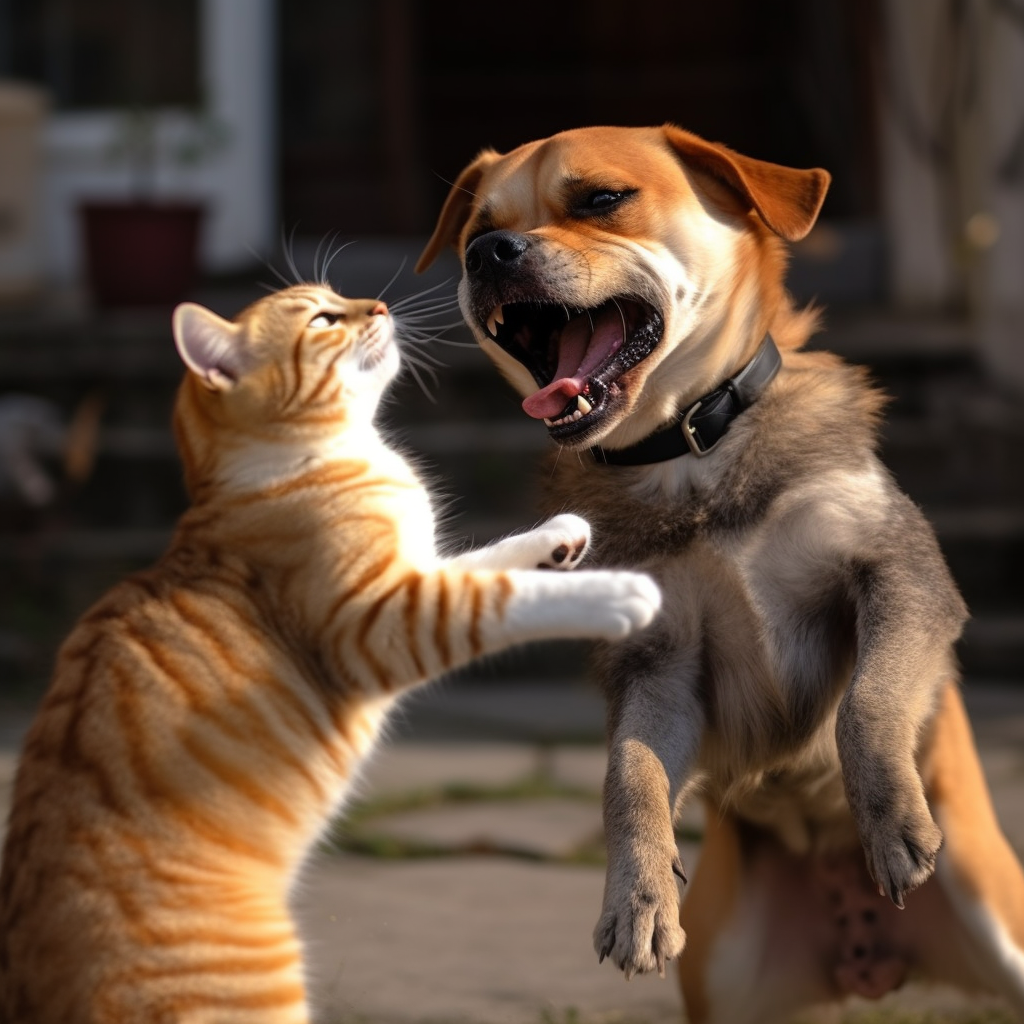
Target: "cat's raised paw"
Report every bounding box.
[533,513,590,570]
[579,571,662,639]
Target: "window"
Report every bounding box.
[0,0,200,110]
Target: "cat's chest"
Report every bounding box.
[359,443,439,561]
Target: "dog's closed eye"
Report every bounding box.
[572,189,638,218]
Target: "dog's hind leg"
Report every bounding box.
[921,682,1024,1017]
[678,810,837,1024]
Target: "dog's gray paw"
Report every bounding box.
[593,866,685,979]
[532,513,590,570]
[862,798,942,908]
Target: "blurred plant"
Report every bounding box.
[105,107,229,198]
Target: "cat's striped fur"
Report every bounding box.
[0,284,660,1023]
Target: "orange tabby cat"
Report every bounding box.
[0,284,660,1024]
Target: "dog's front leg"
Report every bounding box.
[594,642,701,979]
[837,552,966,909]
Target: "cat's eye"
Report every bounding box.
[309,311,344,329]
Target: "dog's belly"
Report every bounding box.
[716,751,854,853]
[655,542,858,848]
[708,823,969,1002]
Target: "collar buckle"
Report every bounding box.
[681,400,714,457]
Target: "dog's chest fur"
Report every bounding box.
[543,352,896,842]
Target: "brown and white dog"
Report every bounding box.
[417,125,1024,1023]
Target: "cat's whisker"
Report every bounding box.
[403,349,443,377]
[248,245,295,290]
[392,305,461,320]
[429,338,478,348]
[395,317,476,346]
[313,231,346,285]
[398,343,446,368]
[398,321,477,350]
[390,290,459,307]
[311,232,330,285]
[388,302,463,320]
[281,224,303,285]
[397,326,470,352]
[376,257,409,302]
[388,278,457,309]
[320,238,355,285]
[400,354,440,402]
[393,317,464,334]
[389,297,460,315]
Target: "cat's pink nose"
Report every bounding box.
[370,301,388,316]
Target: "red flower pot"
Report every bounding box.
[79,200,204,308]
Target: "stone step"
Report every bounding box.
[3,298,1022,683]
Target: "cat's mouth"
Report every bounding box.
[359,316,394,369]
[480,297,664,440]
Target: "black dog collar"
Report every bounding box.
[591,333,781,466]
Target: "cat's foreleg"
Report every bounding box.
[334,563,660,694]
[445,513,590,572]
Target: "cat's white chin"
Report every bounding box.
[368,338,401,381]
[358,317,398,375]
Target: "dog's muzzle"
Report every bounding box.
[463,230,664,444]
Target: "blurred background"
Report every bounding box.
[2,3,1024,1022]
[0,0,1022,699]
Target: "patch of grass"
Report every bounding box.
[343,773,600,826]
[325,761,705,864]
[539,1008,658,1024]
[326,771,608,864]
[840,1012,1013,1024]
[794,1003,1015,1024]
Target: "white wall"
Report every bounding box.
[981,6,1024,390]
[878,0,1024,389]
[40,0,276,282]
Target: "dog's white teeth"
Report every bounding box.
[486,306,504,338]
[544,394,595,428]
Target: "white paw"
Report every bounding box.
[531,513,591,569]
[584,571,662,639]
[504,567,660,643]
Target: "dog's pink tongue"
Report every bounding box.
[521,305,624,419]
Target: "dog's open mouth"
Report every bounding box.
[480,297,663,439]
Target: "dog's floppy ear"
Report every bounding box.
[416,149,500,273]
[663,125,830,242]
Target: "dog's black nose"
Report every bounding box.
[464,230,530,280]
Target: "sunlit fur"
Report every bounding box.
[0,283,660,1024]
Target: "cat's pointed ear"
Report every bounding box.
[172,303,244,391]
